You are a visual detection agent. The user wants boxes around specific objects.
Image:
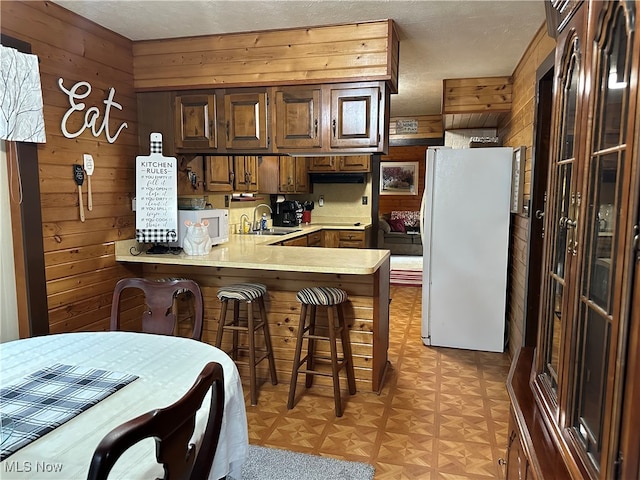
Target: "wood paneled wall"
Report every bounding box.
[133,20,399,92]
[378,145,427,215]
[498,26,555,358]
[2,1,140,332]
[389,115,443,141]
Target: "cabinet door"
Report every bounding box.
[330,86,380,149]
[282,236,307,247]
[307,157,337,172]
[275,87,321,149]
[293,157,309,193]
[278,156,295,193]
[534,2,640,478]
[234,156,259,192]
[175,94,217,150]
[323,230,339,248]
[205,156,234,192]
[338,155,370,172]
[224,91,269,150]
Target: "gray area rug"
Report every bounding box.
[229,445,375,480]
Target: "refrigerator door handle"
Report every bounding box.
[419,190,426,244]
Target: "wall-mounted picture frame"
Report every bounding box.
[380,161,418,195]
[511,146,526,214]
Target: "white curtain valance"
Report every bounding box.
[0,44,46,143]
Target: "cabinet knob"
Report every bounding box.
[332,119,336,137]
[497,458,507,466]
[314,118,318,138]
[226,121,230,141]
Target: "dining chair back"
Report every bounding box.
[110,277,204,340]
[87,362,225,480]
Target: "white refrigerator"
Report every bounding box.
[420,146,513,352]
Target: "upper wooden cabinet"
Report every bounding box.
[164,82,389,155]
[233,156,259,192]
[307,155,370,173]
[175,94,217,151]
[274,86,322,150]
[278,157,308,193]
[223,90,270,151]
[329,85,381,149]
[205,156,234,192]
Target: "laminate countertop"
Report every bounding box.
[115,223,389,275]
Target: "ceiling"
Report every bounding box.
[52,0,546,118]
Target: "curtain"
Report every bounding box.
[0,44,46,143]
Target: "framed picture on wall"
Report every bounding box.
[380,161,418,195]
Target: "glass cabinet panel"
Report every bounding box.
[539,37,581,397]
[570,3,633,473]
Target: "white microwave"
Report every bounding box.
[171,209,229,248]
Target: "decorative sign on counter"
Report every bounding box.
[135,133,177,244]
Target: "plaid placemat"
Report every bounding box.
[0,364,138,460]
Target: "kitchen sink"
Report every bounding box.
[244,227,302,236]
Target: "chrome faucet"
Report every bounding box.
[252,203,273,231]
[239,214,250,234]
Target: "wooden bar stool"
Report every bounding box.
[214,283,277,405]
[288,286,356,417]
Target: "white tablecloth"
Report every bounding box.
[0,332,248,479]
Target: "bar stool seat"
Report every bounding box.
[215,283,277,405]
[288,286,356,417]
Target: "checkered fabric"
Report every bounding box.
[296,287,348,306]
[135,229,177,243]
[0,364,138,461]
[217,283,267,301]
[150,139,163,154]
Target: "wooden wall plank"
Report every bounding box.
[132,20,398,91]
[2,0,138,332]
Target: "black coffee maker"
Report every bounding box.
[272,200,301,227]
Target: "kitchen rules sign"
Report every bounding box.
[135,133,178,243]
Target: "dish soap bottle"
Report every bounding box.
[261,213,268,230]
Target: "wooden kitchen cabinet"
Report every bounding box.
[278,156,309,193]
[307,231,323,247]
[223,90,270,151]
[234,156,259,192]
[274,86,322,150]
[307,155,370,172]
[282,236,308,247]
[329,84,381,149]
[323,230,366,248]
[504,414,531,480]
[137,91,175,156]
[175,93,217,151]
[205,156,234,192]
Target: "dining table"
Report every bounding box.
[0,331,248,479]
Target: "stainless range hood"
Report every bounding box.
[309,173,367,184]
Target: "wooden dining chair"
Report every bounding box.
[110,277,204,340]
[87,362,225,480]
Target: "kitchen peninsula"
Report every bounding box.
[115,225,390,392]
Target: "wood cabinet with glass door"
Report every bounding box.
[511,2,640,479]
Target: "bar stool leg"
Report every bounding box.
[288,303,308,410]
[327,305,343,417]
[338,303,357,395]
[258,297,278,385]
[215,299,229,350]
[247,301,258,406]
[232,300,240,360]
[305,305,317,388]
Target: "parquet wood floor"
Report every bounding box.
[242,285,511,479]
